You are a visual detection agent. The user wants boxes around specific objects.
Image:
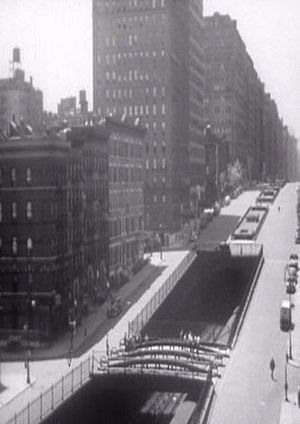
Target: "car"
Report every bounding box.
[286,281,296,294]
[287,275,298,285]
[291,254,299,260]
[288,265,298,278]
[289,254,299,270]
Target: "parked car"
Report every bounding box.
[280,300,292,331]
[289,254,299,271]
[286,281,296,294]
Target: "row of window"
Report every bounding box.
[153,194,166,203]
[0,168,32,185]
[104,61,165,83]
[146,158,166,170]
[109,166,143,183]
[109,137,143,159]
[105,85,165,99]
[0,237,33,255]
[146,141,166,154]
[102,1,165,17]
[0,202,32,222]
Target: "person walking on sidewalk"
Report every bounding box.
[270,357,275,380]
[297,384,300,408]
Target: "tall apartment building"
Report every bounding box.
[203,13,264,181]
[105,117,145,287]
[0,68,43,134]
[93,0,205,231]
[0,127,109,346]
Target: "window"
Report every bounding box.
[12,202,17,219]
[27,237,33,254]
[162,158,166,169]
[153,86,157,97]
[12,237,17,255]
[153,104,157,116]
[162,104,166,115]
[0,168,2,185]
[162,194,166,202]
[153,195,157,203]
[146,159,149,170]
[0,202,2,222]
[26,168,31,184]
[153,159,157,170]
[11,168,16,185]
[26,201,32,219]
[0,237,2,252]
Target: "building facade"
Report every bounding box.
[105,117,145,287]
[0,127,109,346]
[0,69,43,134]
[93,0,205,231]
[203,12,297,183]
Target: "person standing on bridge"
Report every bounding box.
[270,357,275,380]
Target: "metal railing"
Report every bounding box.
[2,356,91,424]
[128,251,196,336]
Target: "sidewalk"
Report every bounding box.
[0,251,191,423]
[0,254,167,362]
[280,275,300,423]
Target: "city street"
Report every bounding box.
[209,183,300,424]
[0,189,258,423]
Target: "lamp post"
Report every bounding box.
[284,361,289,401]
[24,298,36,385]
[23,322,31,384]
[68,299,77,366]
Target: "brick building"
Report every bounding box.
[105,116,145,287]
[93,0,205,231]
[0,69,43,134]
[0,127,109,346]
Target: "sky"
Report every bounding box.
[0,0,299,137]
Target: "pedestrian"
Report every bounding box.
[270,357,275,380]
[297,384,300,408]
[278,205,280,213]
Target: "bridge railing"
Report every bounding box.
[128,251,196,337]
[3,356,91,424]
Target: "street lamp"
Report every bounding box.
[68,299,77,366]
[284,360,289,401]
[24,298,36,385]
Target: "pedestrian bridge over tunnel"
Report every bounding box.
[92,337,229,383]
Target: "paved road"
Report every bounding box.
[209,183,300,424]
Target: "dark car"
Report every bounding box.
[286,281,296,294]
